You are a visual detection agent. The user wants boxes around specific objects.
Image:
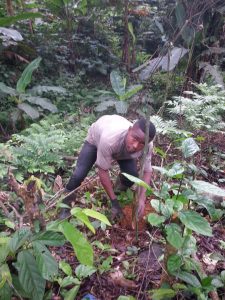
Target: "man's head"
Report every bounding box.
[125,117,156,153]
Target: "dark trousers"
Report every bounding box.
[64,141,138,204]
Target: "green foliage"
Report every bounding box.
[17,57,42,93]
[0,57,60,121]
[59,221,94,266]
[0,12,42,26]
[150,115,190,137]
[149,288,176,300]
[0,114,93,179]
[123,136,224,299]
[168,84,225,132]
[0,227,65,300]
[11,128,66,174]
[95,70,142,114]
[0,143,13,179]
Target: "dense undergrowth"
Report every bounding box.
[0,1,225,298]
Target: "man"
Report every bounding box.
[60,114,156,220]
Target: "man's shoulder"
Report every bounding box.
[96,114,131,124]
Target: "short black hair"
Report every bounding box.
[135,117,156,141]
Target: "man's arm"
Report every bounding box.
[98,167,123,219]
[137,170,152,218]
[98,167,116,200]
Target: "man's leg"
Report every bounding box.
[60,141,97,218]
[116,159,138,193]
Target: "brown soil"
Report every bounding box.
[120,201,155,231]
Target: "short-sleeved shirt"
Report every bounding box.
[86,115,153,172]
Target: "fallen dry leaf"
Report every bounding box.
[109,270,137,289]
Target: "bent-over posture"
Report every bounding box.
[60,115,156,220]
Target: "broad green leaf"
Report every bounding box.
[75,264,96,279]
[99,256,113,274]
[115,100,128,114]
[172,283,187,291]
[151,199,160,213]
[29,85,67,95]
[167,163,184,177]
[31,231,65,246]
[82,208,111,226]
[77,0,87,15]
[221,270,225,282]
[122,173,151,190]
[17,250,46,300]
[59,261,72,276]
[167,254,182,274]
[0,282,11,300]
[23,96,58,112]
[120,84,143,101]
[12,275,33,298]
[59,276,80,288]
[0,264,12,288]
[181,138,200,158]
[179,211,212,236]
[64,285,80,300]
[149,288,176,300]
[18,103,39,119]
[71,208,95,233]
[191,195,223,221]
[166,224,183,249]
[59,221,93,266]
[0,238,10,264]
[181,235,197,255]
[9,227,31,253]
[147,213,166,226]
[152,166,167,175]
[128,22,136,43]
[110,70,126,96]
[212,277,224,288]
[175,3,194,45]
[16,57,42,93]
[201,276,212,288]
[5,220,15,229]
[0,82,17,96]
[190,180,225,197]
[0,13,42,26]
[46,220,64,231]
[176,271,201,287]
[161,199,174,218]
[32,241,58,281]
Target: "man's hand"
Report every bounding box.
[110,198,124,220]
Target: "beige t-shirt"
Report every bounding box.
[86,115,153,171]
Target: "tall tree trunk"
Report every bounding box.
[6,0,14,16]
[122,0,130,72]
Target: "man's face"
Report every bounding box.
[125,125,146,153]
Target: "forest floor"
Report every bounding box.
[50,130,225,300]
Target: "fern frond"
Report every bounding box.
[168,84,225,132]
[150,115,190,136]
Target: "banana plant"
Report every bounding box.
[95,70,142,114]
[0,57,60,122]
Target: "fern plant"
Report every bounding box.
[11,130,66,174]
[150,115,190,137]
[0,114,94,179]
[168,83,225,132]
[0,143,13,179]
